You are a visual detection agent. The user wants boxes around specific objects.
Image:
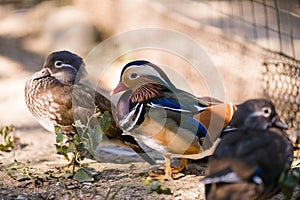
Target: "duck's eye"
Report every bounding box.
[262,107,271,117]
[129,73,138,79]
[55,60,63,68]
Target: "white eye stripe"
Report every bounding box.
[55,62,78,73]
[251,107,272,118]
[126,65,170,87]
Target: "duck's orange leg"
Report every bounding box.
[171,158,188,173]
[149,156,172,180]
[149,158,189,180]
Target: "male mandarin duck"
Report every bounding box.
[24,51,155,165]
[111,60,236,179]
[202,99,293,200]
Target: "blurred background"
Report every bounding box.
[0,0,299,143]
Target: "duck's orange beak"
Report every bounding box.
[110,82,128,95]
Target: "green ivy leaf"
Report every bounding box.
[68,141,76,152]
[78,142,86,151]
[0,125,15,152]
[7,160,26,170]
[56,130,64,143]
[87,125,102,151]
[53,110,109,172]
[279,168,299,200]
[55,144,70,160]
[73,134,82,145]
[6,160,31,181]
[99,111,111,133]
[73,168,94,183]
[8,169,31,181]
[142,178,172,195]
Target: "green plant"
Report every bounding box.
[6,160,32,181]
[0,125,15,152]
[141,177,172,195]
[6,160,54,185]
[54,110,111,182]
[55,127,85,172]
[279,160,300,200]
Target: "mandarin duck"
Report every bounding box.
[24,51,155,165]
[202,99,293,200]
[111,60,236,179]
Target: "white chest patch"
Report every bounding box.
[136,135,169,156]
[35,116,55,133]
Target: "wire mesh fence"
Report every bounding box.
[195,0,300,61]
[193,0,300,137]
[262,55,300,138]
[165,0,299,136]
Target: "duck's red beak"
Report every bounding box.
[110,82,128,95]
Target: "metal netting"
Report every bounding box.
[181,0,300,136]
[193,0,300,61]
[262,55,300,134]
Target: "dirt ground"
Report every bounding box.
[0,119,287,200]
[0,125,208,200]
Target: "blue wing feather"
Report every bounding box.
[147,97,206,113]
[183,117,208,138]
[149,98,184,110]
[147,98,208,138]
